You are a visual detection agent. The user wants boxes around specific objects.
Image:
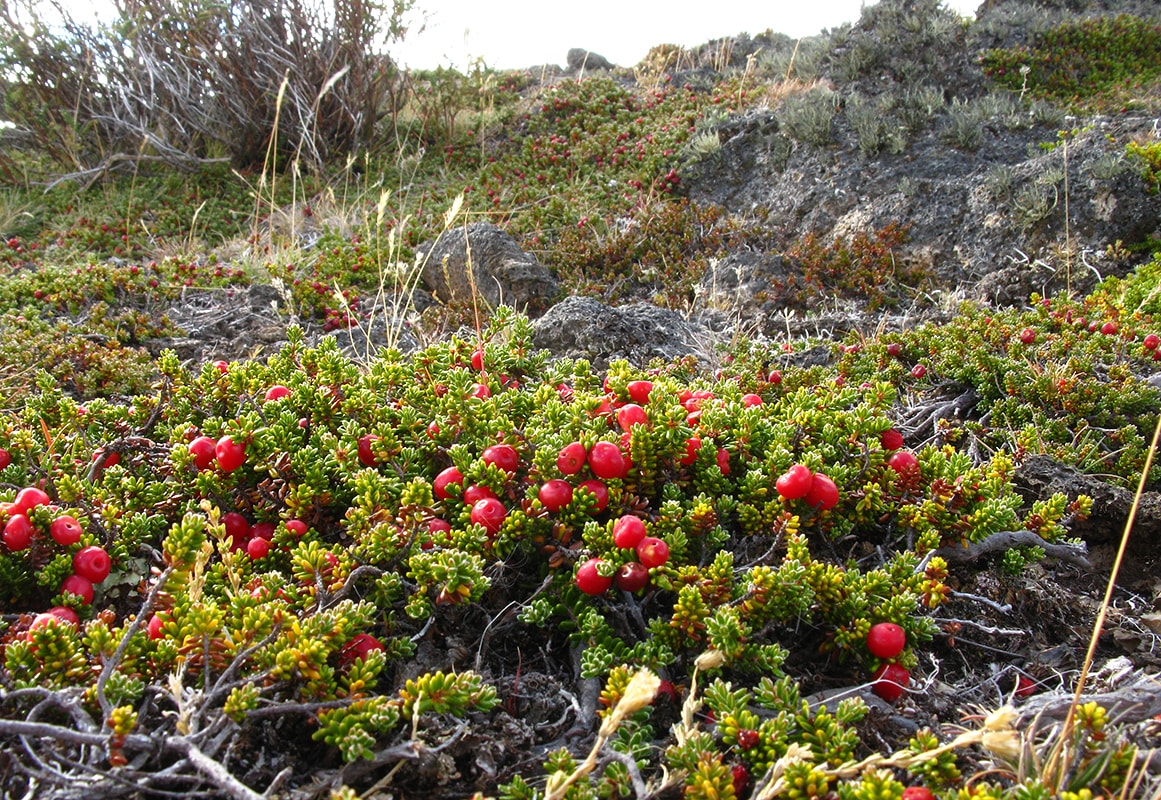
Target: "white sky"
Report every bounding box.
[49,0,982,72]
[392,0,982,70]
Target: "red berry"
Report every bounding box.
[470,348,485,371]
[215,436,246,473]
[147,612,167,640]
[578,479,609,513]
[767,369,782,384]
[212,360,229,373]
[575,558,612,595]
[680,436,701,466]
[588,441,626,479]
[741,393,763,407]
[870,663,910,702]
[910,363,928,379]
[866,622,907,659]
[482,443,520,473]
[246,537,271,559]
[612,515,647,549]
[1100,320,1118,336]
[469,382,491,399]
[470,497,507,536]
[60,574,94,605]
[1019,328,1036,344]
[188,436,217,470]
[43,606,79,626]
[614,561,650,592]
[1144,333,1160,351]
[887,342,902,357]
[222,512,250,547]
[462,484,497,505]
[251,522,276,541]
[886,450,920,479]
[338,633,385,668]
[775,464,813,500]
[73,545,111,583]
[0,447,10,470]
[4,514,33,551]
[902,787,935,800]
[557,442,587,475]
[1014,675,1037,698]
[12,486,50,516]
[805,473,840,510]
[880,429,904,451]
[731,764,750,796]
[357,434,380,467]
[264,385,291,402]
[538,479,573,512]
[616,403,649,432]
[285,519,308,537]
[716,447,731,475]
[736,728,760,750]
[50,515,84,547]
[626,380,653,404]
[636,536,670,569]
[433,466,465,499]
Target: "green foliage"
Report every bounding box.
[1126,140,1161,193]
[981,15,1161,112]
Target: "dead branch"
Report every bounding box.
[935,529,1091,568]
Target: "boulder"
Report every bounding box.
[417,222,558,314]
[566,48,614,72]
[531,296,712,368]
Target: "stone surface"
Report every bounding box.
[417,222,558,314]
[566,48,614,72]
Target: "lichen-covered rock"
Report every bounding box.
[566,48,614,72]
[417,222,558,315]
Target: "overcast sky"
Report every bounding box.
[49,0,982,71]
[391,0,982,70]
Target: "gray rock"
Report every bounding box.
[417,222,558,315]
[531,296,713,368]
[566,48,614,72]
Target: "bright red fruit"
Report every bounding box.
[462,484,497,505]
[886,450,920,479]
[339,633,385,668]
[215,436,246,473]
[470,497,507,535]
[264,385,291,402]
[357,434,380,467]
[716,448,731,475]
[636,536,670,569]
[731,764,750,797]
[880,429,904,451]
[741,393,763,407]
[0,447,10,470]
[736,729,760,750]
[614,561,650,592]
[246,537,271,560]
[60,574,94,605]
[1100,320,1118,335]
[767,369,782,384]
[616,403,649,432]
[1014,675,1037,698]
[626,380,653,404]
[212,360,229,373]
[73,545,111,583]
[901,787,935,800]
[557,442,587,475]
[613,515,647,549]
[579,479,609,513]
[28,610,77,639]
[538,479,573,512]
[222,512,250,546]
[250,522,276,541]
[50,515,83,547]
[911,363,928,379]
[42,606,79,627]
[775,464,814,500]
[147,613,166,640]
[469,382,491,399]
[470,348,484,371]
[482,443,520,474]
[871,663,911,702]
[1144,333,1160,351]
[886,342,902,357]
[285,519,308,537]
[680,436,701,466]
[13,486,50,516]
[575,558,612,595]
[189,436,217,470]
[866,622,907,659]
[1019,328,1036,344]
[433,466,465,499]
[588,441,626,479]
[4,514,33,551]
[805,473,840,510]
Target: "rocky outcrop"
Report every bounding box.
[417,222,559,314]
[566,48,614,72]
